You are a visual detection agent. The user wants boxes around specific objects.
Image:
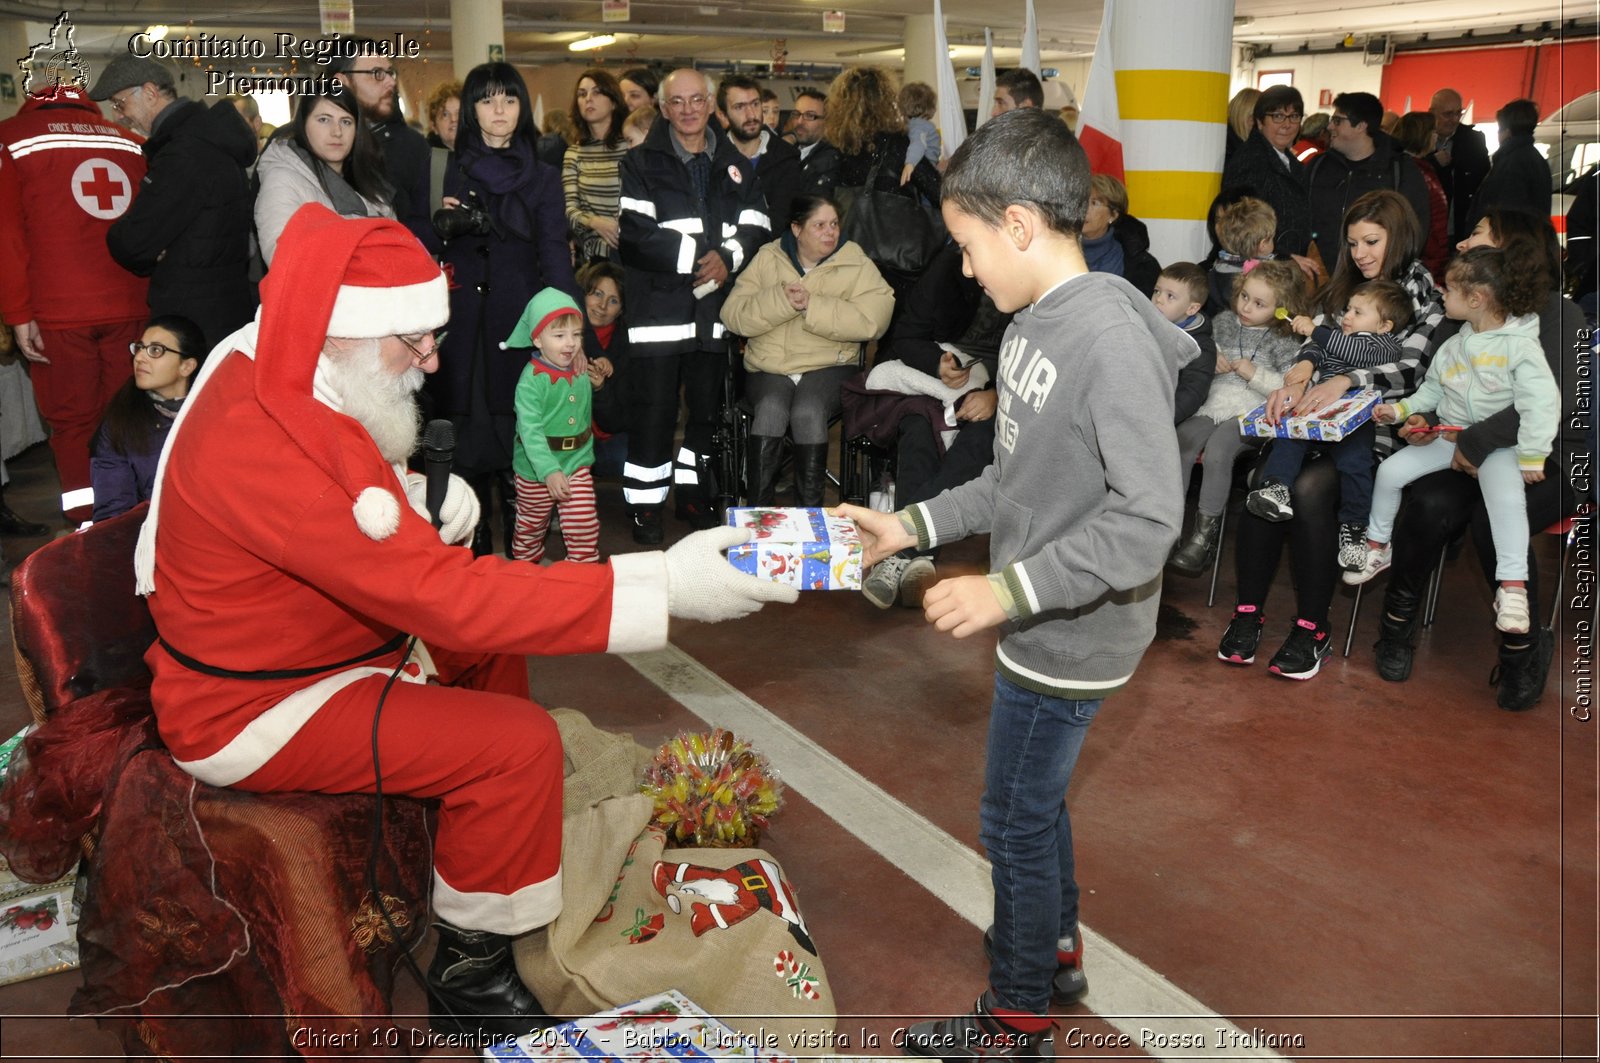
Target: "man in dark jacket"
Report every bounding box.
[792,89,840,197]
[334,43,433,250]
[1466,99,1552,229]
[1427,87,1491,239]
[1306,92,1432,269]
[93,55,257,352]
[719,75,802,228]
[619,68,769,543]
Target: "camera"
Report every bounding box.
[432,191,492,241]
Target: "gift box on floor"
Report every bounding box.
[485,988,799,1062]
[0,726,82,987]
[1239,388,1381,442]
[725,507,862,591]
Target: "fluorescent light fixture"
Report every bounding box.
[146,24,170,41]
[569,34,616,51]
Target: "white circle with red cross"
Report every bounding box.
[70,158,134,219]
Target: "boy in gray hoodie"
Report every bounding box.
[836,108,1191,1056]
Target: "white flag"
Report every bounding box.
[977,28,997,127]
[931,0,967,158]
[1021,0,1041,78]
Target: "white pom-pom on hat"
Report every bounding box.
[352,486,402,541]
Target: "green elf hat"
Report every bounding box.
[501,287,583,350]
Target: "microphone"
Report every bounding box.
[422,419,455,530]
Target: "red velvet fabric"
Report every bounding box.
[0,504,436,1058]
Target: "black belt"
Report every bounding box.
[158,632,410,681]
[547,429,592,452]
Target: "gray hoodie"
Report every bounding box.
[908,271,1193,699]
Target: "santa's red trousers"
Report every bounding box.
[233,647,562,936]
[33,319,141,521]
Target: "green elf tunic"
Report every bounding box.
[512,356,595,482]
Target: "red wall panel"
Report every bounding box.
[1380,40,1596,121]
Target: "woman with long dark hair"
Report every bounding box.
[1371,207,1586,710]
[254,90,393,263]
[1219,190,1445,680]
[90,315,203,521]
[428,62,579,557]
[563,68,628,263]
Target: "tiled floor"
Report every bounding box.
[0,439,1594,1062]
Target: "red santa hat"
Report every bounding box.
[256,203,448,540]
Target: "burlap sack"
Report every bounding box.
[514,792,836,1043]
[548,707,654,816]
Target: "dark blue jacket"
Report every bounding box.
[90,406,173,521]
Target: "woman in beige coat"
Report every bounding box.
[721,194,895,504]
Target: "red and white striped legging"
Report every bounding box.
[512,466,600,563]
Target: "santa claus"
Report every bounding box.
[133,203,796,1035]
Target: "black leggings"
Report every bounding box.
[1234,450,1341,628]
[1381,451,1577,631]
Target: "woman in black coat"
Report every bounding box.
[823,67,942,302]
[1218,85,1318,279]
[426,62,580,556]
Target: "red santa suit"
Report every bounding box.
[0,84,147,520]
[136,206,671,935]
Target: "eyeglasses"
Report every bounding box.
[110,87,139,115]
[348,66,396,83]
[399,330,447,363]
[794,111,824,121]
[665,94,709,111]
[129,341,185,359]
[1264,111,1303,124]
[1329,114,1350,126]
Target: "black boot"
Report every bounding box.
[1491,627,1554,711]
[1373,587,1420,683]
[745,435,785,506]
[1373,610,1419,682]
[1167,512,1222,577]
[427,921,551,1038]
[631,507,664,545]
[467,475,495,558]
[0,489,48,537]
[792,443,829,507]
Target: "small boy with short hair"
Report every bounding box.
[1206,195,1278,313]
[506,288,601,564]
[1247,278,1414,570]
[1152,261,1218,425]
[898,81,942,186]
[836,107,1189,1057]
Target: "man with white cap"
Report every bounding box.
[136,203,795,1036]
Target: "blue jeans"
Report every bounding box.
[980,672,1102,1013]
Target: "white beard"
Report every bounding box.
[317,340,424,464]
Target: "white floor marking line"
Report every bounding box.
[624,643,1291,1062]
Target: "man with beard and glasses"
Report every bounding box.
[333,40,433,249]
[134,205,796,1039]
[791,88,840,198]
[718,75,802,240]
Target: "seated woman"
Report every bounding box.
[1084,174,1162,297]
[1221,190,1444,680]
[1373,208,1587,710]
[721,194,895,506]
[89,315,203,522]
[254,90,394,264]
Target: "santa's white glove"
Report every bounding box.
[665,526,800,622]
[404,471,481,546]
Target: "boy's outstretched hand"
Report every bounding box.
[831,504,916,567]
[924,575,1007,638]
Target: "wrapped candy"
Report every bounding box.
[641,730,783,848]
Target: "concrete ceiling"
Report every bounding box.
[1,0,1589,72]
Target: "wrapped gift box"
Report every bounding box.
[725,507,862,591]
[1239,388,1381,442]
[486,988,798,1062]
[0,725,81,987]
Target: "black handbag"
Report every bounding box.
[837,147,945,274]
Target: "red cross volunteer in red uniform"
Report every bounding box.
[134,203,796,1037]
[0,82,148,524]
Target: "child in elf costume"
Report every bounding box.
[506,288,600,563]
